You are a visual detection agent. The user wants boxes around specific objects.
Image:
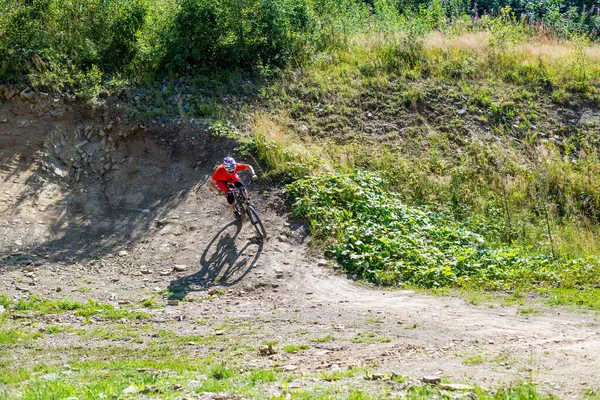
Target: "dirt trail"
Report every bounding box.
[1,93,599,399]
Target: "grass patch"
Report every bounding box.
[311,334,336,343]
[283,344,309,354]
[463,354,485,365]
[248,369,277,385]
[350,332,391,344]
[518,307,543,316]
[0,328,40,346]
[4,295,147,320]
[543,287,600,310]
[141,297,158,308]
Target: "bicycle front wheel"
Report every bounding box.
[246,204,267,240]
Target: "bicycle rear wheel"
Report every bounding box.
[246,204,267,240]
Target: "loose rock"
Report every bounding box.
[20,87,36,101]
[422,376,442,384]
[174,265,188,272]
[366,373,385,380]
[41,373,59,381]
[122,385,137,395]
[439,383,475,391]
[167,300,179,306]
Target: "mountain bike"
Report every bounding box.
[227,181,267,241]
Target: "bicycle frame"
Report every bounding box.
[226,180,267,240]
[227,181,251,210]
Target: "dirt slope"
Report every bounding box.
[1,92,599,399]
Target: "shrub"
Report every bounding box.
[285,171,600,289]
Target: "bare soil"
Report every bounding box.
[1,92,599,399]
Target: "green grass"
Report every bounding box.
[283,344,309,354]
[0,295,10,308]
[518,307,543,316]
[311,334,336,343]
[350,331,391,344]
[3,295,149,321]
[248,369,277,385]
[0,320,567,400]
[463,354,485,365]
[0,328,40,346]
[141,297,158,308]
[543,287,600,310]
[319,369,358,382]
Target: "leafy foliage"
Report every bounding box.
[2,0,599,90]
[285,171,600,289]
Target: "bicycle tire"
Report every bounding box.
[246,204,267,240]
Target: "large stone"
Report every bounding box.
[259,345,269,355]
[579,110,600,126]
[41,373,58,381]
[74,140,88,149]
[366,373,385,380]
[122,385,137,395]
[173,265,188,272]
[439,383,475,391]
[422,376,442,384]
[20,87,36,101]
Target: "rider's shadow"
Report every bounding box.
[168,221,263,299]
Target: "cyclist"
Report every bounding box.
[209,156,258,219]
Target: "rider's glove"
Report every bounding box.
[252,174,258,182]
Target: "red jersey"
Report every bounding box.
[211,163,248,183]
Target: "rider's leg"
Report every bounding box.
[226,192,239,217]
[216,181,237,214]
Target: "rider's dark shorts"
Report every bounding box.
[225,181,244,204]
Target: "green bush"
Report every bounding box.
[285,171,600,289]
[164,0,318,70]
[2,0,599,89]
[0,0,51,78]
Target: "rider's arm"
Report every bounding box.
[241,164,257,179]
[209,179,220,193]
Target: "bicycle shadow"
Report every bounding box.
[168,220,263,299]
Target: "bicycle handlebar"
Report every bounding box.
[226,180,253,193]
